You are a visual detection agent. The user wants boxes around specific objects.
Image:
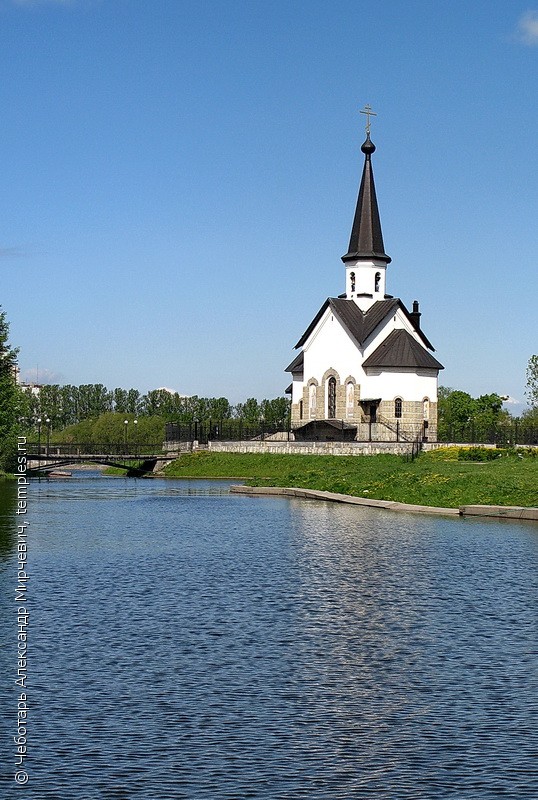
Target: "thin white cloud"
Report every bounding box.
[502,396,520,405]
[516,10,538,45]
[21,367,63,385]
[155,387,189,397]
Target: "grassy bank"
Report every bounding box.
[162,449,538,508]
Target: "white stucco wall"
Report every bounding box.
[345,258,387,310]
[302,306,365,385]
[291,379,303,406]
[293,302,439,405]
[361,368,438,401]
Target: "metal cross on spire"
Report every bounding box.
[360,103,377,135]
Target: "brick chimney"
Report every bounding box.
[409,300,421,330]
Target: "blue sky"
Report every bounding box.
[1,0,537,410]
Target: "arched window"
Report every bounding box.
[423,399,429,421]
[309,384,316,418]
[375,272,381,292]
[394,397,402,418]
[346,382,354,417]
[350,272,356,293]
[328,377,337,419]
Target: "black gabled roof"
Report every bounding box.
[342,134,391,265]
[329,297,370,347]
[294,296,434,351]
[331,297,401,347]
[285,351,304,373]
[295,297,394,349]
[360,298,400,341]
[362,329,444,370]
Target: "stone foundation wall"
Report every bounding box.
[290,400,302,427]
[291,377,364,427]
[162,441,195,454]
[291,397,438,440]
[208,440,418,456]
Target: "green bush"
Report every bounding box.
[507,447,537,459]
[458,447,501,461]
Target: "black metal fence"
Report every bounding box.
[164,419,538,447]
[166,419,425,444]
[439,425,538,446]
[165,421,289,445]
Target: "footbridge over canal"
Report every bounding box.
[27,444,173,476]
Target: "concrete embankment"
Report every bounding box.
[459,505,538,521]
[230,486,538,521]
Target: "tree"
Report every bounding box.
[142,389,166,416]
[525,355,538,407]
[19,386,39,429]
[37,384,63,426]
[76,384,113,419]
[521,405,538,425]
[235,398,260,423]
[473,393,509,437]
[438,387,509,441]
[59,385,79,427]
[260,397,290,426]
[126,389,142,416]
[112,387,129,414]
[0,308,21,471]
[206,397,232,420]
[437,388,475,438]
[57,412,165,448]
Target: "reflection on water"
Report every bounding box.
[0,481,16,559]
[0,474,537,799]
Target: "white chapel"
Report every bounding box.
[285,114,443,441]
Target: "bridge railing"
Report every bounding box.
[26,443,166,457]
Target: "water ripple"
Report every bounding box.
[1,478,537,799]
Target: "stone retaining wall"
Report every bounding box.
[165,440,536,457]
[207,440,416,456]
[162,441,195,454]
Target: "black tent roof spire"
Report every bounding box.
[342,108,391,265]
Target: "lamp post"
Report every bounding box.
[466,416,472,444]
[133,419,138,456]
[45,417,51,456]
[37,417,42,462]
[124,419,129,454]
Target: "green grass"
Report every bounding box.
[162,449,538,508]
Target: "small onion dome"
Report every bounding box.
[361,133,376,156]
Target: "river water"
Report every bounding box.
[1,473,537,799]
